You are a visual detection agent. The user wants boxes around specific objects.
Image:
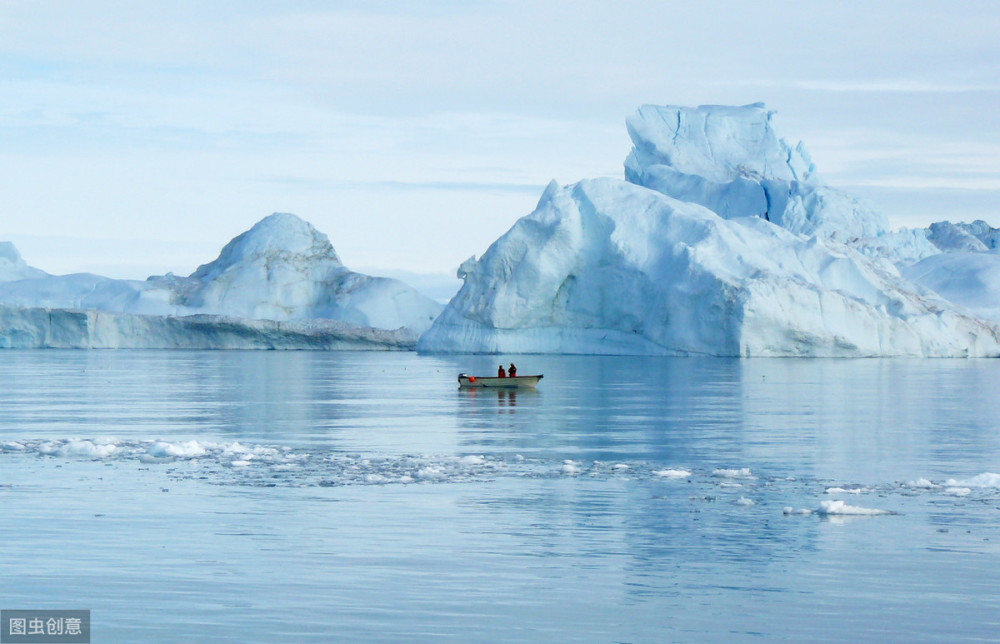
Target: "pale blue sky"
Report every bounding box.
[2,1,999,285]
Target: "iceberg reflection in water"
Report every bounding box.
[1,351,999,642]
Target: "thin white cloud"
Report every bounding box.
[3,0,1000,276]
[711,78,1000,94]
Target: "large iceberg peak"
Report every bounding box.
[0,241,23,264]
[624,102,888,241]
[191,212,341,280]
[165,212,441,332]
[625,103,814,185]
[0,241,47,282]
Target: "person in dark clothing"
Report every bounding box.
[508,363,517,377]
[498,365,506,378]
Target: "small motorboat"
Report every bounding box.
[458,373,543,389]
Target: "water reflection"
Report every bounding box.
[3,351,1000,642]
[460,387,540,414]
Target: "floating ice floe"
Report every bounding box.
[712,468,754,479]
[816,500,893,516]
[5,440,998,522]
[785,500,894,517]
[561,460,581,475]
[825,486,869,495]
[147,440,209,459]
[38,438,119,459]
[416,466,447,480]
[653,468,692,479]
[945,472,1000,488]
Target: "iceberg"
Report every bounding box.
[624,103,888,241]
[852,219,1000,269]
[0,213,442,348]
[149,213,442,332]
[419,104,1000,357]
[926,220,1000,253]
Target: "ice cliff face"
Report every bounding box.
[418,179,999,356]
[624,103,889,241]
[419,103,1000,357]
[0,213,442,348]
[0,306,417,350]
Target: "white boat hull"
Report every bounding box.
[458,373,543,389]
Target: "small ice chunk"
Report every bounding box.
[148,440,208,459]
[945,487,972,497]
[653,468,691,479]
[908,478,939,489]
[783,507,813,516]
[45,439,119,459]
[712,468,753,478]
[736,496,756,506]
[825,486,867,495]
[459,455,485,466]
[561,461,580,475]
[946,473,1000,488]
[816,500,891,516]
[416,466,446,480]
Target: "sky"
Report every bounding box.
[2,1,1000,294]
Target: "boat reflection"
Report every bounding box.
[461,386,541,413]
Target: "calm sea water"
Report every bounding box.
[1,351,999,643]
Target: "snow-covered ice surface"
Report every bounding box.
[0,213,441,348]
[420,104,1000,357]
[2,352,1000,642]
[903,251,1000,322]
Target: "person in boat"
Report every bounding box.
[498,365,506,378]
[508,363,517,377]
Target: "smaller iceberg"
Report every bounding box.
[0,213,442,349]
